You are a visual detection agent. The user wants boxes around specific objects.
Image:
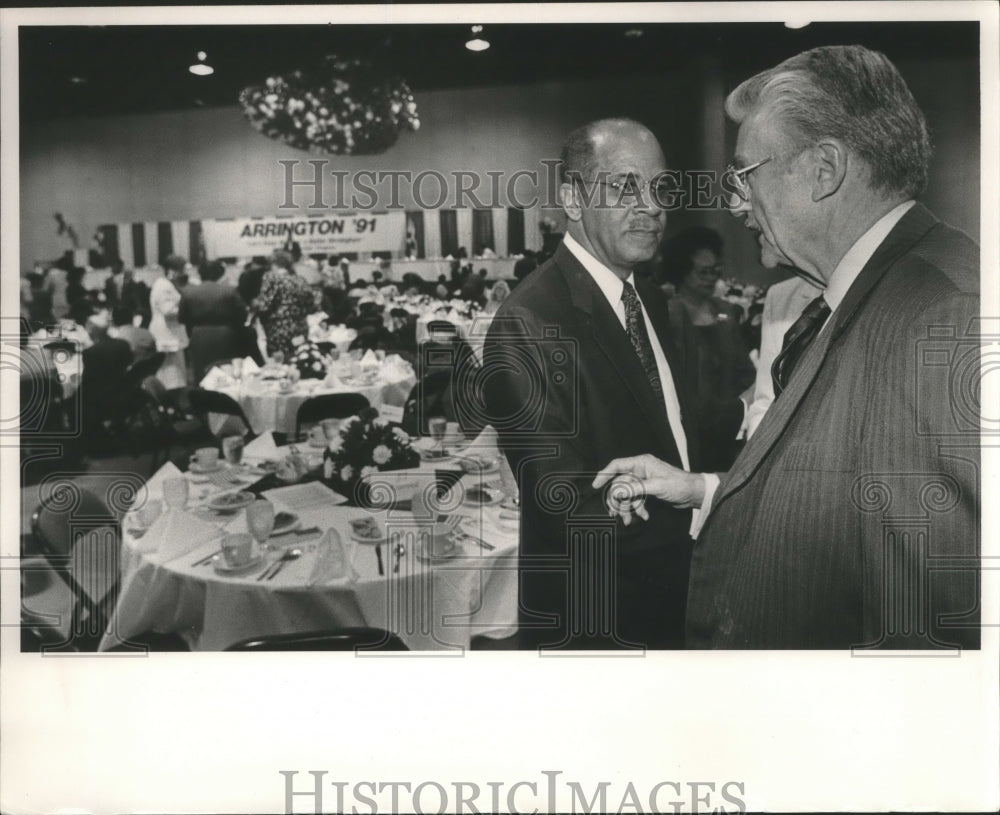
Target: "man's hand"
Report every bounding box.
[592,455,706,525]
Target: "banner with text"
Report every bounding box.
[202,213,406,257]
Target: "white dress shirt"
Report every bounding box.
[563,233,715,534]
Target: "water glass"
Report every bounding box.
[246,499,276,549]
[428,416,447,447]
[162,477,189,511]
[222,435,245,465]
[231,357,244,381]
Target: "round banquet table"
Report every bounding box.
[99,456,518,652]
[210,367,416,437]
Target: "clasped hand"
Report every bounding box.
[592,455,705,526]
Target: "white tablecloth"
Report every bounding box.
[100,449,518,651]
[209,366,415,437]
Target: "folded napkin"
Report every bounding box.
[243,432,279,461]
[307,528,354,585]
[382,355,414,382]
[464,424,499,452]
[360,349,379,368]
[200,367,235,389]
[241,356,260,374]
[133,507,222,559]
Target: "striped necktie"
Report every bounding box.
[771,294,831,397]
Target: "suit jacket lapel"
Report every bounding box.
[555,247,678,460]
[712,203,941,509]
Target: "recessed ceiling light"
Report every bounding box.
[466,25,489,52]
[624,28,644,38]
[68,76,87,85]
[189,50,214,76]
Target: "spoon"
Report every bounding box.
[263,548,303,581]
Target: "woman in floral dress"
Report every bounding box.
[254,250,318,360]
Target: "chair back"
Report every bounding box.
[31,486,121,650]
[188,387,255,438]
[295,393,370,440]
[226,627,408,651]
[123,351,165,390]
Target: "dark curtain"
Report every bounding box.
[406,211,425,258]
[189,220,206,266]
[472,209,495,255]
[507,207,525,255]
[439,209,459,257]
[131,223,146,267]
[98,224,119,264]
[157,222,173,264]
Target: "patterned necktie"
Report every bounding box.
[771,294,831,397]
[620,280,664,406]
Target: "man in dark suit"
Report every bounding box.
[483,119,742,650]
[80,311,133,434]
[594,46,980,650]
[179,260,248,382]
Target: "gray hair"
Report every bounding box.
[559,117,652,184]
[725,45,931,199]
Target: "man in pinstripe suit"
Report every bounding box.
[595,46,980,649]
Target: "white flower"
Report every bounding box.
[372,445,391,465]
[360,465,378,478]
[312,361,323,372]
[392,427,409,443]
[327,436,343,453]
[340,465,353,481]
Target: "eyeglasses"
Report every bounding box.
[577,173,681,208]
[723,156,773,207]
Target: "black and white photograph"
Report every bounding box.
[2,3,997,813]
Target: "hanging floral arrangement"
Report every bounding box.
[239,55,420,156]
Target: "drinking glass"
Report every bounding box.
[428,416,447,451]
[231,357,244,381]
[222,435,245,466]
[246,499,276,551]
[162,477,189,511]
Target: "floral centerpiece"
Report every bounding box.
[290,336,327,379]
[322,407,420,501]
[239,55,420,156]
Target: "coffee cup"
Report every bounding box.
[444,421,463,447]
[191,447,219,469]
[278,378,294,393]
[429,522,456,557]
[220,533,255,568]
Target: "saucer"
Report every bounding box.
[419,447,453,462]
[271,511,301,536]
[208,491,255,513]
[416,540,461,563]
[458,457,500,475]
[350,530,389,545]
[499,497,520,512]
[189,460,224,474]
[463,486,503,507]
[212,552,264,575]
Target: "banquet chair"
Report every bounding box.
[400,369,453,437]
[187,387,256,440]
[122,351,165,392]
[142,376,211,459]
[30,486,189,652]
[294,393,370,441]
[226,627,408,651]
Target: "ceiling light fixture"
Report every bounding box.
[189,51,214,76]
[465,25,490,52]
[624,28,644,38]
[784,20,811,29]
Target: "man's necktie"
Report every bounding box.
[621,280,664,406]
[771,294,831,397]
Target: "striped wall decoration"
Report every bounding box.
[96,206,547,268]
